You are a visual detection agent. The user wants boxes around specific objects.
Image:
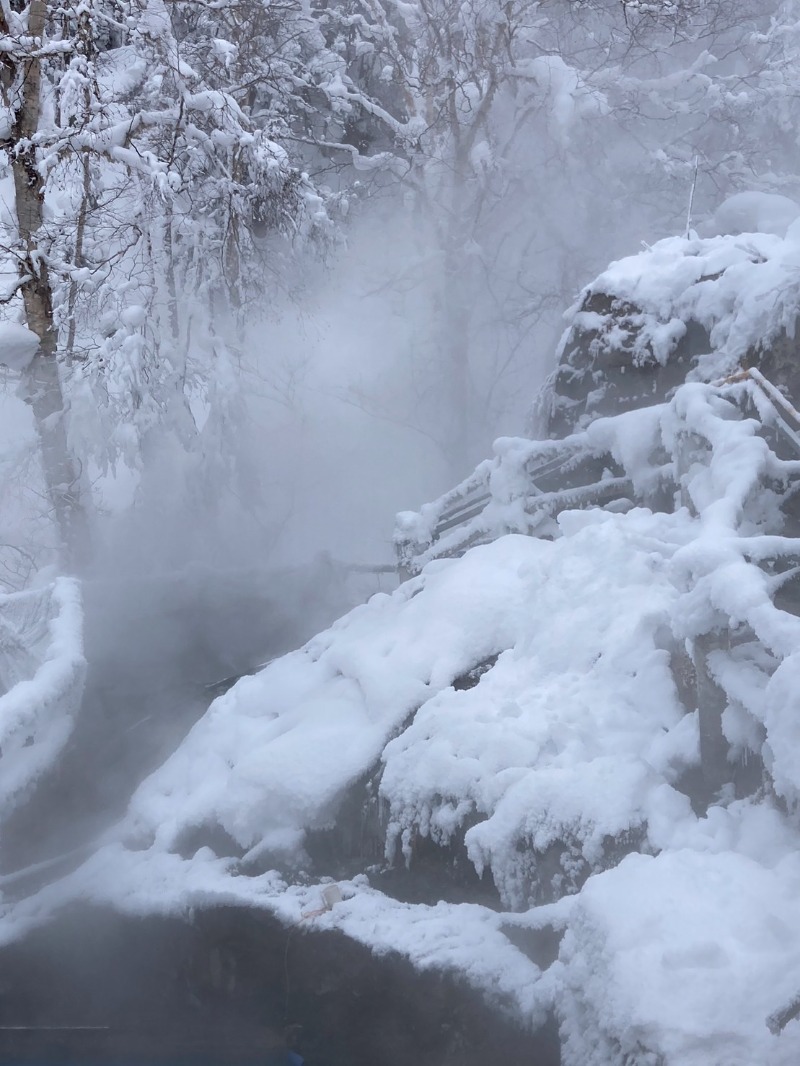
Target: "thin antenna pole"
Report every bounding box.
[685,155,699,238]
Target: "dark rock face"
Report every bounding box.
[752,326,800,402]
[305,655,504,910]
[541,281,800,443]
[0,904,560,1066]
[542,291,712,439]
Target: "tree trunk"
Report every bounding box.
[441,157,472,482]
[10,0,86,567]
[443,247,471,480]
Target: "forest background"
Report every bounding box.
[1,0,799,585]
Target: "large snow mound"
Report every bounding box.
[704,191,800,240]
[125,509,691,893]
[559,837,800,1066]
[382,507,691,907]
[124,532,549,856]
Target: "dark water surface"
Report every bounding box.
[1,906,560,1066]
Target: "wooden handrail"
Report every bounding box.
[398,367,800,576]
[719,366,800,455]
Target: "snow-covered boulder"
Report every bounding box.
[540,228,800,438]
[704,191,800,239]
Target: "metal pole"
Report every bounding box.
[685,155,699,239]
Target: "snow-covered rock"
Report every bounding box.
[558,834,800,1066]
[704,191,800,240]
[539,227,800,438]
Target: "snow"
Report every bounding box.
[4,364,800,1063]
[0,840,553,1026]
[704,191,800,239]
[552,226,800,390]
[90,372,800,1063]
[124,540,540,856]
[10,232,800,1062]
[0,322,39,371]
[0,578,86,820]
[558,845,800,1066]
[383,509,689,906]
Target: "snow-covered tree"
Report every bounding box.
[0,0,333,570]
[292,0,592,475]
[0,0,86,564]
[291,0,800,478]
[2,0,799,571]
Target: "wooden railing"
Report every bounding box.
[394,434,639,576]
[395,369,800,576]
[726,366,800,455]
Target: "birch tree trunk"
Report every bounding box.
[4,0,86,567]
